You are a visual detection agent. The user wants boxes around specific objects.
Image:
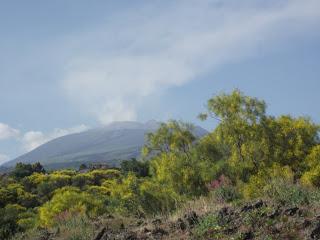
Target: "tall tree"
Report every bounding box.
[199,90,268,180]
[142,120,196,158]
[200,90,320,181]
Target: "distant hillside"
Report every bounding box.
[3,121,208,169]
[0,166,10,174]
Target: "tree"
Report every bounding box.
[72,173,94,189]
[143,119,227,196]
[0,204,26,239]
[31,162,45,174]
[39,187,105,227]
[301,145,320,187]
[0,183,37,208]
[108,173,141,214]
[270,116,319,175]
[79,163,87,171]
[199,90,269,180]
[142,120,196,158]
[150,151,208,196]
[120,158,150,177]
[11,162,45,179]
[139,179,181,214]
[88,169,121,185]
[199,90,319,180]
[242,164,294,199]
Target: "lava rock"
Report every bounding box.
[152,228,168,237]
[242,231,254,240]
[217,207,233,225]
[253,200,264,209]
[311,224,320,239]
[184,211,199,226]
[284,207,299,216]
[39,229,52,240]
[268,207,281,219]
[152,218,162,226]
[241,200,264,212]
[303,219,312,228]
[176,218,187,231]
[94,227,107,240]
[124,232,138,240]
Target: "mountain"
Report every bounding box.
[3,121,208,170]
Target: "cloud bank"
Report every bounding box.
[21,124,89,152]
[62,0,320,125]
[0,154,9,165]
[0,123,20,140]
[0,122,89,162]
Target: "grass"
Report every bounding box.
[11,183,320,240]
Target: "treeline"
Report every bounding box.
[1,90,320,239]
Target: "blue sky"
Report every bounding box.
[0,0,320,163]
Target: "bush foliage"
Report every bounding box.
[1,90,320,239]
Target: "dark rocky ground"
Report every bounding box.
[17,200,320,240]
[89,200,320,240]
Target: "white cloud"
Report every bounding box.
[0,122,89,154]
[61,0,320,124]
[0,154,9,165]
[21,124,89,152]
[0,123,20,140]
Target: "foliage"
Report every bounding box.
[139,180,181,214]
[2,89,320,239]
[0,204,25,239]
[107,173,141,214]
[270,116,319,175]
[200,90,270,180]
[88,169,121,185]
[242,164,294,199]
[38,187,106,227]
[71,173,94,189]
[13,216,95,240]
[208,175,240,203]
[151,151,208,196]
[264,181,320,206]
[301,145,320,187]
[200,90,319,181]
[193,214,222,239]
[305,145,320,167]
[78,163,88,171]
[211,185,240,203]
[120,158,150,177]
[142,120,196,157]
[10,162,45,180]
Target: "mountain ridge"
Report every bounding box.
[3,121,208,169]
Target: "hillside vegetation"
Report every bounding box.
[4,121,207,170]
[1,90,320,240]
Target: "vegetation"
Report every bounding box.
[1,89,320,239]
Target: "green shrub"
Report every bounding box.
[0,204,26,239]
[193,214,223,239]
[211,185,240,203]
[263,181,320,206]
[10,163,45,180]
[55,216,95,240]
[120,158,150,177]
[242,164,294,199]
[139,180,181,214]
[107,173,141,215]
[300,145,320,187]
[39,187,106,227]
[12,216,95,240]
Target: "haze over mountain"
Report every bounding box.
[2,121,208,169]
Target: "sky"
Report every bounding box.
[0,0,320,164]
